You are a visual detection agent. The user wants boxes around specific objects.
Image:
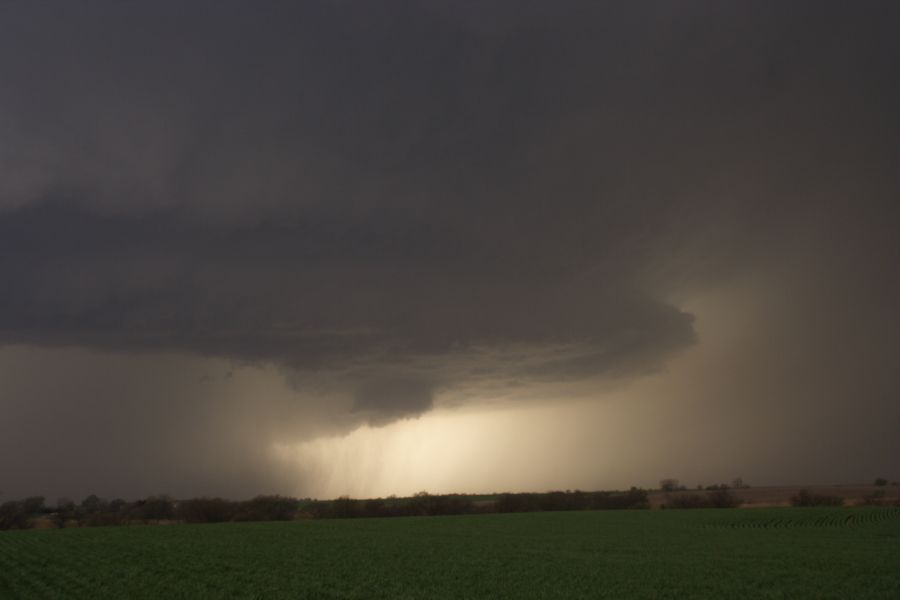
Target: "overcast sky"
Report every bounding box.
[1,1,899,501]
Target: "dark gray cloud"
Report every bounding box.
[352,377,435,425]
[0,1,899,498]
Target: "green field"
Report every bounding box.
[1,507,899,599]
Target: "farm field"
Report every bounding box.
[1,507,899,599]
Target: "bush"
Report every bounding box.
[134,496,176,523]
[53,499,77,528]
[593,488,650,510]
[234,496,298,522]
[362,498,386,517]
[0,501,33,530]
[707,489,740,508]
[495,493,540,513]
[664,494,709,509]
[0,497,45,529]
[664,490,740,509]
[327,496,362,518]
[790,489,844,507]
[177,498,237,523]
[860,490,887,506]
[85,511,126,527]
[22,496,46,515]
[307,493,479,519]
[407,493,474,516]
[493,489,648,514]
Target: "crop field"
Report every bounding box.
[1,507,899,599]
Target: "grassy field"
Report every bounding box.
[1,507,898,599]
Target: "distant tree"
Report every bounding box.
[861,490,887,506]
[496,493,540,513]
[663,489,739,509]
[595,488,649,510]
[732,477,746,489]
[80,494,106,514]
[234,496,298,522]
[874,477,888,486]
[177,497,236,523]
[790,489,844,507]
[362,498,386,518]
[660,479,680,492]
[331,496,362,519]
[0,500,37,530]
[85,511,125,527]
[22,496,46,515]
[139,496,176,523]
[707,489,740,508]
[54,498,76,529]
[664,494,708,509]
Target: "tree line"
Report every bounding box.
[661,489,741,509]
[4,481,895,529]
[307,488,651,519]
[0,489,652,530]
[0,494,298,530]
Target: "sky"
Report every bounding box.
[1,1,899,501]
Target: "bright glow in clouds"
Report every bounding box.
[268,291,788,499]
[271,402,621,498]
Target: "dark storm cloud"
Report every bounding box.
[1,1,899,498]
[352,377,435,425]
[0,0,730,413]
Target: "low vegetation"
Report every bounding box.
[3,479,897,530]
[0,494,300,530]
[1,508,898,599]
[0,489,651,530]
[480,488,648,513]
[663,489,741,509]
[0,497,45,530]
[790,488,845,507]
